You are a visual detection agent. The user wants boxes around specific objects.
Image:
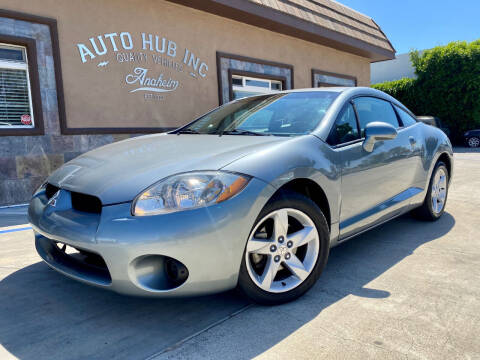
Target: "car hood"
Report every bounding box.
[48,133,287,205]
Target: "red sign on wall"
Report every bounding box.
[21,114,32,125]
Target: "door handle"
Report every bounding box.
[409,136,416,146]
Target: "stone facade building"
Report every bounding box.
[0,0,394,205]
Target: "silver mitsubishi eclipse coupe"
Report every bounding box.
[29,87,453,304]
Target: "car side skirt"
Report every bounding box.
[338,187,423,241]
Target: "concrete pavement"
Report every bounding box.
[0,148,479,359]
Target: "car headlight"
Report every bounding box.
[132,171,251,216]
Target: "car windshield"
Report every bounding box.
[178,91,339,136]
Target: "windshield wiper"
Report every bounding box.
[221,129,269,136]
[176,128,201,135]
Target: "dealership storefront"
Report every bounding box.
[0,0,394,205]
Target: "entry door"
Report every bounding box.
[337,97,420,238]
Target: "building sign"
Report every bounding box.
[125,67,179,93]
[76,32,209,100]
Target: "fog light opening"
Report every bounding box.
[165,258,189,285]
[131,255,189,291]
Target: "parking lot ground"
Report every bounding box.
[1,148,479,360]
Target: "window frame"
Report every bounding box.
[217,52,294,106]
[228,69,286,101]
[0,34,43,136]
[0,43,35,129]
[311,69,357,88]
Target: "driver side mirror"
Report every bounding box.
[363,122,397,152]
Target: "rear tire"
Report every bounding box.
[412,161,449,221]
[237,191,330,305]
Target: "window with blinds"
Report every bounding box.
[312,70,357,88]
[0,44,34,128]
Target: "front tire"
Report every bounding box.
[412,161,449,221]
[467,136,480,148]
[238,191,330,305]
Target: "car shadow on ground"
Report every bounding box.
[0,212,455,360]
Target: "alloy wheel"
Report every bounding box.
[431,168,447,214]
[468,137,480,148]
[245,208,320,293]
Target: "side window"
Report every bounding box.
[327,103,360,146]
[394,105,417,127]
[353,97,399,136]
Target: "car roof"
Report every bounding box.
[279,87,348,93]
[233,86,398,98]
[278,86,387,96]
[257,87,397,102]
[282,86,406,107]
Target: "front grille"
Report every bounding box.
[45,183,102,214]
[36,236,112,286]
[71,192,102,214]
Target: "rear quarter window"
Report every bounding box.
[394,105,417,127]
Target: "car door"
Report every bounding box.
[332,96,422,239]
[392,104,427,188]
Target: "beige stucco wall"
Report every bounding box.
[0,0,371,130]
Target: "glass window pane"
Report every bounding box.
[317,82,340,87]
[232,77,242,86]
[353,97,399,136]
[271,82,282,91]
[232,75,283,99]
[187,91,339,136]
[233,90,265,100]
[315,73,355,87]
[327,103,359,145]
[245,79,269,88]
[238,110,274,132]
[0,46,24,62]
[0,67,32,127]
[394,105,417,127]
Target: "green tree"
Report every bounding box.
[373,40,480,143]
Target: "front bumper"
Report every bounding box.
[29,178,275,297]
